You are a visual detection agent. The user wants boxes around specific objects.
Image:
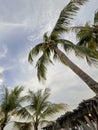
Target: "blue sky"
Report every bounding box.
[0,0,98,115]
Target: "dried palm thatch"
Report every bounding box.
[42,96,98,130]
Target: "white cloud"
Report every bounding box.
[0,44,7,58]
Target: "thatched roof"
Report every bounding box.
[42,96,98,130]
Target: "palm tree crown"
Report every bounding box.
[14,88,66,130]
[75,10,98,65]
[28,0,98,95]
[0,86,24,130]
[28,0,98,81]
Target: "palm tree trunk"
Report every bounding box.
[53,46,98,95]
[34,122,38,130]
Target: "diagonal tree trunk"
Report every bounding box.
[53,45,98,95]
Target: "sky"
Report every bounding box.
[0,0,98,129]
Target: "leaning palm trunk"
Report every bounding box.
[53,45,98,95]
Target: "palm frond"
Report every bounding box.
[66,25,91,33]
[14,121,32,130]
[86,57,98,67]
[74,45,98,59]
[13,106,33,120]
[43,32,49,43]
[41,103,66,119]
[55,39,75,51]
[42,88,51,103]
[28,43,43,64]
[40,119,51,127]
[94,11,98,24]
[56,38,98,61]
[77,23,93,46]
[35,52,53,81]
[50,0,89,38]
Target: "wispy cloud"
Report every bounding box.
[0,44,7,59]
[0,22,28,27]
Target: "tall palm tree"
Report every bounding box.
[15,88,66,130]
[0,86,24,130]
[28,0,98,94]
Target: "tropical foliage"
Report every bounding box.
[70,10,98,65]
[42,96,98,130]
[0,86,24,130]
[28,0,98,94]
[14,88,67,130]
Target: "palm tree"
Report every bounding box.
[75,10,98,65]
[15,88,67,130]
[43,96,98,130]
[28,0,98,95]
[0,86,24,130]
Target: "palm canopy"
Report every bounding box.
[70,10,98,65]
[28,0,98,81]
[50,0,89,39]
[77,10,98,48]
[0,86,24,130]
[14,88,66,130]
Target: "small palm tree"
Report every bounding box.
[0,86,24,130]
[15,88,67,130]
[28,0,98,95]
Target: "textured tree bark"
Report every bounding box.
[34,122,38,130]
[34,124,38,130]
[53,46,98,95]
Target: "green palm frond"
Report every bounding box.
[50,0,89,39]
[94,11,98,24]
[0,86,25,130]
[56,38,98,61]
[41,88,50,103]
[65,25,86,33]
[41,103,66,119]
[13,106,33,119]
[7,86,24,111]
[40,119,51,127]
[43,32,49,43]
[55,39,75,51]
[14,121,32,130]
[77,23,93,46]
[74,45,98,59]
[1,87,9,113]
[35,52,53,81]
[26,90,36,104]
[85,56,98,67]
[28,43,43,64]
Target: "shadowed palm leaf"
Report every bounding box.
[14,121,32,130]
